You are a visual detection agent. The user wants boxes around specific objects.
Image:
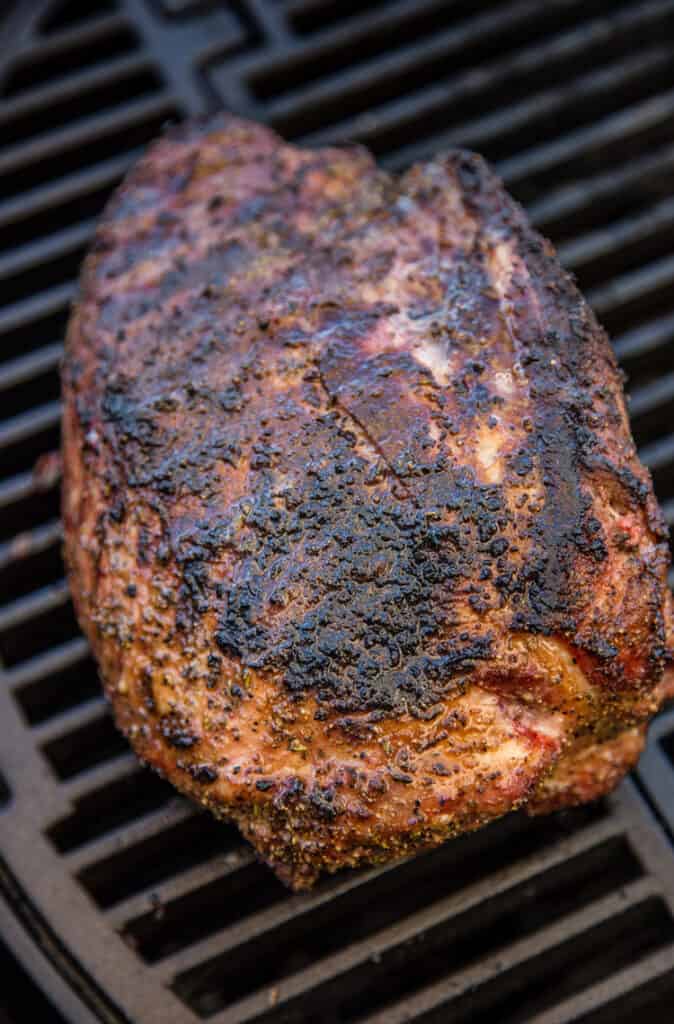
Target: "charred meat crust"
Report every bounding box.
[62,114,673,887]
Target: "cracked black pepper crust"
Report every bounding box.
[62,114,673,888]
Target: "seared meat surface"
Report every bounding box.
[63,115,673,888]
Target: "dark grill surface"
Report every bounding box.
[1,1,674,1022]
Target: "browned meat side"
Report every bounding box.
[62,115,674,888]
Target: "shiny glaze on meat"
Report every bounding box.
[62,115,674,887]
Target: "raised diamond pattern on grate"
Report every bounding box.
[0,2,674,1023]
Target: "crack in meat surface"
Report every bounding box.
[62,115,673,887]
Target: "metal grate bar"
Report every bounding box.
[0,51,156,130]
[359,878,663,1024]
[445,48,667,157]
[528,140,674,236]
[559,196,674,279]
[635,708,674,836]
[589,250,674,318]
[0,343,62,393]
[197,827,640,1023]
[0,285,74,350]
[0,92,175,183]
[259,0,532,121]
[108,847,256,929]
[389,47,674,172]
[0,152,136,236]
[500,86,674,188]
[640,434,674,472]
[614,311,674,365]
[156,850,415,978]
[524,943,674,1024]
[298,2,663,149]
[3,635,88,690]
[0,401,61,454]
[0,470,47,512]
[57,750,138,800]
[65,798,196,873]
[31,694,108,745]
[629,373,674,421]
[0,3,673,1022]
[9,12,131,64]
[161,813,620,985]
[0,579,70,634]
[0,222,93,287]
[589,263,674,357]
[0,518,62,573]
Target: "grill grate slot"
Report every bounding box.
[46,768,175,853]
[0,582,78,667]
[660,731,674,767]
[1,18,139,99]
[128,859,289,966]
[290,0,674,154]
[39,0,118,37]
[0,470,61,542]
[580,970,674,1024]
[0,519,63,602]
[169,806,610,1016]
[0,228,90,310]
[497,87,674,205]
[0,157,132,255]
[0,345,62,423]
[251,0,507,104]
[0,300,69,366]
[11,639,99,729]
[641,437,674,505]
[0,933,66,1024]
[589,252,674,338]
[287,0,396,36]
[369,896,674,1024]
[614,313,674,383]
[41,711,128,781]
[0,62,163,151]
[11,644,100,726]
[0,98,178,202]
[0,403,61,482]
[78,811,242,910]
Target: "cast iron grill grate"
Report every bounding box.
[1,2,674,1022]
